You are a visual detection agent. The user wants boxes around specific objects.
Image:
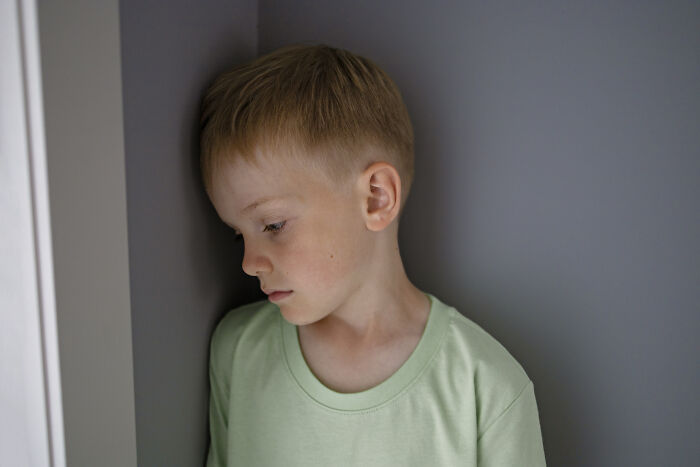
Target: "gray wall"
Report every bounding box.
[258,1,700,465]
[118,1,257,465]
[38,1,137,466]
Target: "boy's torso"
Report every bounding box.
[208,293,544,466]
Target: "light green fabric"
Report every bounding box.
[206,293,546,466]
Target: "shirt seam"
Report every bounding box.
[476,379,533,441]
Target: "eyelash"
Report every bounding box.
[234,220,287,242]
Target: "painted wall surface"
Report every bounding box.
[38,1,136,465]
[258,1,700,465]
[119,1,257,465]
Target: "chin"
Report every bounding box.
[278,306,323,327]
[276,304,304,325]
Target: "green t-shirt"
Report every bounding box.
[206,292,546,466]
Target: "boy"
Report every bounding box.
[200,44,546,466]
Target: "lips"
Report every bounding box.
[267,290,293,302]
[262,288,292,295]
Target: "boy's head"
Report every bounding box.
[200,44,417,322]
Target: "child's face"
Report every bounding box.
[208,151,373,325]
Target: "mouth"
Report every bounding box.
[267,290,293,302]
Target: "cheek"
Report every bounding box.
[290,220,363,289]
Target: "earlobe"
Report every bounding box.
[362,162,401,232]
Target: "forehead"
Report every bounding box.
[213,150,315,189]
[208,155,326,219]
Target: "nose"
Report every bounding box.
[241,241,271,277]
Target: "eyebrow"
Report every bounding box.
[241,195,290,214]
[226,194,295,230]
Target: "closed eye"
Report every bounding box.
[263,220,287,234]
[234,220,287,242]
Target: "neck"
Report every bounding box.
[300,236,429,351]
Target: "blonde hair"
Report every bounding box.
[199,43,415,214]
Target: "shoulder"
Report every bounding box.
[209,299,278,368]
[436,297,533,431]
[447,308,531,390]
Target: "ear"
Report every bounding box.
[357,161,402,232]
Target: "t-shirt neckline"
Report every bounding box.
[279,292,451,412]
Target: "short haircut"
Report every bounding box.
[199,43,415,215]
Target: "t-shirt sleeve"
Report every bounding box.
[206,322,231,467]
[477,380,546,466]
